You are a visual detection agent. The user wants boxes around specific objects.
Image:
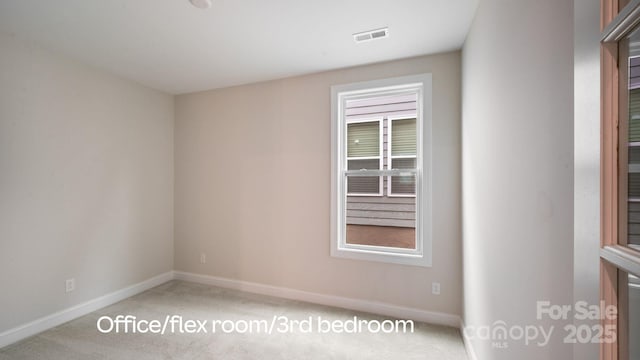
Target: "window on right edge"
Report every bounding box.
[331,74,432,267]
[600,2,640,358]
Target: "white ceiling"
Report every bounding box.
[0,0,478,94]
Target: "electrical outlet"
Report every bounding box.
[66,278,75,293]
[200,253,206,264]
[432,282,440,295]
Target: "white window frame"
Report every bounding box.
[387,115,418,198]
[330,74,432,267]
[345,117,383,197]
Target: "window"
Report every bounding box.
[346,118,383,196]
[601,1,640,358]
[330,74,432,267]
[388,116,417,197]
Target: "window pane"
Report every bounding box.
[630,202,640,246]
[390,159,416,195]
[391,158,416,169]
[347,159,380,194]
[631,190,640,252]
[345,193,416,249]
[391,175,415,195]
[630,146,640,164]
[630,174,640,199]
[347,121,379,157]
[346,224,416,249]
[627,35,640,248]
[348,177,380,194]
[630,85,640,250]
[630,88,640,142]
[348,158,379,170]
[391,118,416,156]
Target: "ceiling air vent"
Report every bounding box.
[353,28,389,43]
[189,0,212,9]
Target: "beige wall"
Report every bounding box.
[573,1,600,360]
[175,52,462,315]
[0,33,174,332]
[462,0,573,359]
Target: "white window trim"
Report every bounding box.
[345,117,383,197]
[330,73,433,267]
[387,115,418,198]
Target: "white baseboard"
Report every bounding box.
[2,270,470,357]
[460,319,478,360]
[173,271,461,328]
[0,271,173,349]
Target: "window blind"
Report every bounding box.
[391,118,417,156]
[347,122,379,158]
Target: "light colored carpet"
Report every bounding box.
[0,280,468,360]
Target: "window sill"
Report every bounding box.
[331,245,432,267]
[600,245,640,277]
